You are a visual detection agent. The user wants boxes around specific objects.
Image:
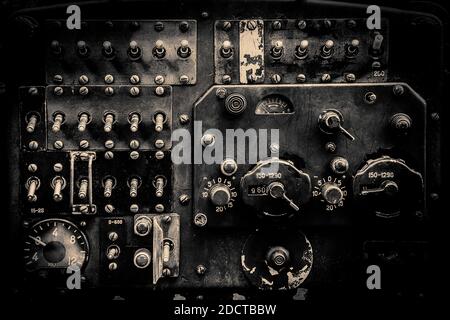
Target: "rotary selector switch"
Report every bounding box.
[201,176,238,213]
[353,156,423,218]
[240,159,311,217]
[313,176,347,211]
[209,183,231,206]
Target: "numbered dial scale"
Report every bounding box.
[24,219,89,271]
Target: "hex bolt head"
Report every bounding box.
[222,74,231,84]
[104,87,114,96]
[104,151,114,160]
[28,163,38,172]
[345,73,356,82]
[393,84,404,96]
[78,75,89,85]
[104,74,114,84]
[155,75,165,85]
[53,140,64,149]
[129,86,140,97]
[53,163,63,172]
[196,264,206,275]
[79,140,89,149]
[53,75,63,84]
[53,86,63,96]
[216,87,227,99]
[296,73,306,83]
[105,140,115,149]
[130,151,140,160]
[179,114,190,125]
[155,151,165,160]
[105,204,115,213]
[247,20,257,30]
[129,139,140,150]
[155,86,165,96]
[222,21,232,31]
[194,212,207,227]
[179,194,191,205]
[79,86,89,96]
[130,75,140,84]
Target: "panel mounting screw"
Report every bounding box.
[162,268,172,277]
[179,194,191,205]
[222,74,231,84]
[179,21,190,32]
[53,163,63,172]
[431,112,440,121]
[155,86,165,96]
[393,85,404,96]
[297,20,307,30]
[28,87,39,96]
[201,11,209,19]
[272,20,282,30]
[163,215,171,223]
[325,142,336,153]
[155,139,165,149]
[130,75,140,84]
[129,139,140,150]
[364,92,377,104]
[104,151,114,160]
[196,264,206,275]
[271,74,282,84]
[105,204,115,213]
[345,73,356,82]
[53,75,63,84]
[154,21,164,31]
[155,204,165,212]
[79,140,89,149]
[28,164,38,172]
[130,151,140,160]
[321,73,331,83]
[53,140,64,149]
[430,193,439,201]
[129,86,140,97]
[194,213,207,227]
[104,74,114,84]
[216,87,227,99]
[296,73,306,83]
[78,75,89,85]
[179,75,190,85]
[130,204,139,213]
[155,151,165,160]
[179,114,190,125]
[347,19,357,29]
[247,20,257,30]
[104,87,114,96]
[79,86,89,96]
[222,21,232,31]
[53,86,63,96]
[155,75,165,85]
[28,140,39,150]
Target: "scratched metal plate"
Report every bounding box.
[45,20,197,85]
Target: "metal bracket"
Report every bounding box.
[69,151,97,214]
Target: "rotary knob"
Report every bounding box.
[209,184,231,206]
[321,183,344,205]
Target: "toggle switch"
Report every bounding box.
[153,40,166,58]
[128,41,142,60]
[294,40,309,59]
[270,40,284,59]
[25,177,40,202]
[178,40,191,58]
[153,113,166,132]
[78,178,88,199]
[26,113,39,133]
[330,157,349,175]
[106,245,120,260]
[51,176,66,202]
[103,113,115,133]
[134,216,152,237]
[103,177,115,198]
[318,109,355,141]
[128,113,141,132]
[268,181,300,211]
[320,40,334,59]
[102,41,115,59]
[77,113,90,132]
[154,176,166,198]
[52,112,64,133]
[129,177,141,198]
[220,40,233,58]
[345,39,360,58]
[134,248,151,269]
[77,40,89,58]
[162,240,174,263]
[371,33,384,56]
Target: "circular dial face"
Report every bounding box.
[255,95,293,114]
[312,176,348,211]
[201,176,238,214]
[24,219,89,271]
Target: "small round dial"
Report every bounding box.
[313,176,347,211]
[24,219,89,271]
[201,176,238,213]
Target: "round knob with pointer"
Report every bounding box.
[318,109,355,141]
[209,183,232,206]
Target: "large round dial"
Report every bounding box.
[240,158,311,217]
[24,219,89,271]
